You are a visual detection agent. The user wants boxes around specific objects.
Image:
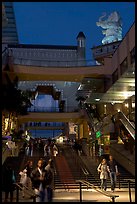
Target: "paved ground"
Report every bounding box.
[2,188,135,202]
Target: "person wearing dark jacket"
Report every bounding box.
[107,155,119,192]
[31,159,47,202]
[2,164,16,202]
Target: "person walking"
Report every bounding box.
[25,160,33,190]
[19,160,33,198]
[97,158,109,191]
[52,143,58,157]
[31,159,47,202]
[19,168,27,197]
[44,159,54,202]
[107,155,119,192]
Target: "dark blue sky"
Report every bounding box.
[13,2,135,60]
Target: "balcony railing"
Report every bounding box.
[12,57,100,67]
[27,106,79,113]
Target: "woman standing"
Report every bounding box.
[19,160,33,198]
[97,158,109,191]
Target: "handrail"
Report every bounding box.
[12,57,101,67]
[110,144,135,164]
[2,46,8,54]
[81,167,89,176]
[123,179,135,202]
[76,179,119,202]
[2,47,9,67]
[14,182,38,202]
[114,111,135,140]
[28,106,79,113]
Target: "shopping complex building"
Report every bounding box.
[2,2,135,202]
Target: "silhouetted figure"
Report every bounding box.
[2,164,16,202]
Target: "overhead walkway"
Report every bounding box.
[17,111,84,124]
[3,56,114,82]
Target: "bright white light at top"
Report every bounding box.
[78,85,82,90]
[123,91,135,99]
[95,98,100,101]
[125,103,129,108]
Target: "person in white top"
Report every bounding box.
[97,158,109,191]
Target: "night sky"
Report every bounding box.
[13,2,135,60]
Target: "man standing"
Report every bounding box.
[31,159,47,202]
[107,155,119,192]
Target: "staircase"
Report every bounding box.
[54,144,135,190]
[2,144,135,193]
[54,144,100,190]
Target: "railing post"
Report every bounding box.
[128,180,132,202]
[111,196,115,202]
[79,182,82,202]
[33,196,36,202]
[16,185,19,202]
[118,174,120,189]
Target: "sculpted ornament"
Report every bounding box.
[96,11,122,44]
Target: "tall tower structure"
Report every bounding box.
[76,31,86,62]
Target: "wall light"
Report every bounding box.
[125,103,129,108]
[95,98,100,101]
[132,102,135,108]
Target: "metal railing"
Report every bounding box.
[12,57,101,67]
[114,111,135,140]
[14,182,38,202]
[27,106,79,113]
[2,46,9,66]
[123,179,135,202]
[76,179,119,202]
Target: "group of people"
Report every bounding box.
[19,158,54,202]
[97,155,119,192]
[22,138,58,158]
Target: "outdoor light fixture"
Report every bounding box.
[125,103,129,108]
[95,98,100,101]
[132,102,135,108]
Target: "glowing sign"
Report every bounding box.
[96,131,101,138]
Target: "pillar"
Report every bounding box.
[83,120,89,141]
[79,123,83,140]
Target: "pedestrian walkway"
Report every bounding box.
[2,188,135,202]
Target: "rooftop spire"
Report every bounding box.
[76,32,86,39]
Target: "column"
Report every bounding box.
[83,120,89,141]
